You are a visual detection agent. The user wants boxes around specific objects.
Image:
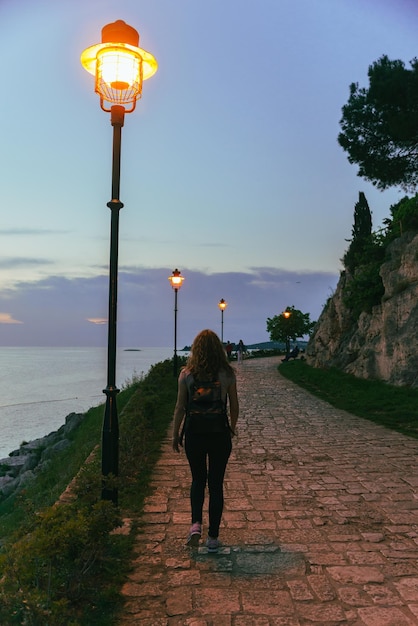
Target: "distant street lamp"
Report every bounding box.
[218,299,227,343]
[81,20,157,503]
[168,269,185,377]
[283,309,291,356]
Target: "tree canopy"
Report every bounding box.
[266,306,316,350]
[338,55,418,191]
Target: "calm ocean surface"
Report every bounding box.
[0,347,174,459]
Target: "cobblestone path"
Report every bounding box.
[118,356,418,625]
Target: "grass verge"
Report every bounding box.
[0,358,183,626]
[279,360,418,439]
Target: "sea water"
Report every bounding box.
[0,347,174,459]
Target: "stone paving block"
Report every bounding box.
[199,571,233,586]
[143,502,168,513]
[357,606,417,625]
[286,579,314,601]
[294,601,346,622]
[327,565,385,584]
[233,617,271,626]
[346,550,386,565]
[307,551,348,566]
[336,585,373,606]
[127,567,164,584]
[194,587,241,614]
[363,583,404,605]
[120,595,165,619]
[269,617,301,626]
[393,577,418,602]
[241,589,294,616]
[166,587,193,616]
[120,580,164,597]
[307,574,336,601]
[167,569,201,586]
[167,616,207,626]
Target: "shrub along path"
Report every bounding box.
[118,356,418,625]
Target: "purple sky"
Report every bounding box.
[0,0,415,346]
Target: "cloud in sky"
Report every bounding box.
[0,258,53,270]
[0,313,23,325]
[0,228,70,236]
[0,267,337,347]
[87,318,107,325]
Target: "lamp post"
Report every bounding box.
[81,20,157,503]
[218,299,227,343]
[283,310,291,357]
[168,269,185,377]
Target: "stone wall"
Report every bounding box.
[306,231,418,387]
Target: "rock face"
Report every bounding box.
[306,232,418,387]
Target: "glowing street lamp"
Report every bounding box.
[218,299,227,343]
[80,20,157,113]
[81,20,157,503]
[168,269,185,377]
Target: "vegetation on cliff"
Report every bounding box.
[341,192,418,320]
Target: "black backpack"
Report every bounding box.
[184,375,228,435]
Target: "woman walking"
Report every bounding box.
[172,329,239,552]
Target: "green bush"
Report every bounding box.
[0,499,121,624]
[388,194,418,237]
[343,259,385,317]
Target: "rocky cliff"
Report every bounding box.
[306,231,418,387]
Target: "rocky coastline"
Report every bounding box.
[0,412,85,500]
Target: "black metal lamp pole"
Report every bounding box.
[81,20,158,504]
[173,286,179,377]
[221,309,224,342]
[218,299,227,343]
[168,269,184,378]
[101,105,125,503]
[283,310,291,359]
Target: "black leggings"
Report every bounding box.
[184,431,232,538]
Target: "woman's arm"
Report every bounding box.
[172,377,188,452]
[227,379,239,435]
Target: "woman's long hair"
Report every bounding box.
[186,329,234,379]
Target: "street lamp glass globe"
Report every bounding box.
[168,269,184,289]
[80,20,158,111]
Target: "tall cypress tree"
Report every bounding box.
[352,192,372,241]
[344,192,372,273]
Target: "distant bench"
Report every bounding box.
[282,347,300,362]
